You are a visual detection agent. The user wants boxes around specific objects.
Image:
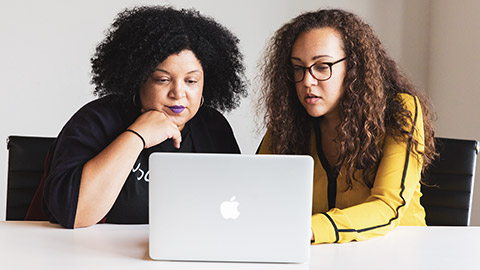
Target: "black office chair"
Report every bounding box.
[6,135,55,220]
[421,137,479,226]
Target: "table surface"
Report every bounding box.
[1,221,479,269]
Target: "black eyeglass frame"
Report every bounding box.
[289,56,349,83]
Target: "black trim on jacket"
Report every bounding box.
[320,96,419,237]
[313,120,339,210]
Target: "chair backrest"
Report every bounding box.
[421,137,479,226]
[6,135,55,220]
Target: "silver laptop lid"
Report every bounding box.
[149,153,313,263]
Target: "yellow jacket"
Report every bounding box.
[258,94,426,243]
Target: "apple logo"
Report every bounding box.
[220,196,240,219]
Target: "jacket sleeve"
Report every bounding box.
[311,94,425,243]
[43,100,125,228]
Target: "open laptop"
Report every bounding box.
[148,153,313,263]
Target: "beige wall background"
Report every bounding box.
[427,0,480,225]
[1,0,479,224]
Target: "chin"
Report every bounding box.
[172,118,187,127]
[303,107,324,118]
[308,112,323,118]
[174,115,192,127]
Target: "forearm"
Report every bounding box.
[74,131,144,228]
[311,199,401,244]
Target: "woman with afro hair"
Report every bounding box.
[257,9,436,243]
[28,6,247,228]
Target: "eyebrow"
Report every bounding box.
[291,55,332,62]
[154,68,202,75]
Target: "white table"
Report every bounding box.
[1,221,479,269]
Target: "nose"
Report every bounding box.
[169,80,186,99]
[302,69,318,87]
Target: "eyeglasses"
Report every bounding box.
[289,56,348,83]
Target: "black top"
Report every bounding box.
[312,120,340,210]
[43,95,240,228]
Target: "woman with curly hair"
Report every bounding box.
[257,9,436,243]
[27,6,247,228]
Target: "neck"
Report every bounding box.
[319,111,340,132]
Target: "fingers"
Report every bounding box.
[170,128,182,149]
[132,109,183,148]
[160,111,181,149]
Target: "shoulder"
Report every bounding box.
[57,95,139,143]
[194,106,232,131]
[74,95,130,118]
[257,128,273,154]
[396,93,420,114]
[390,93,424,142]
[190,106,240,153]
[69,95,137,128]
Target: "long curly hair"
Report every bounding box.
[259,9,436,188]
[91,6,247,112]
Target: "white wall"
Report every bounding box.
[0,0,437,220]
[428,0,480,225]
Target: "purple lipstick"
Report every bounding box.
[169,105,185,114]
